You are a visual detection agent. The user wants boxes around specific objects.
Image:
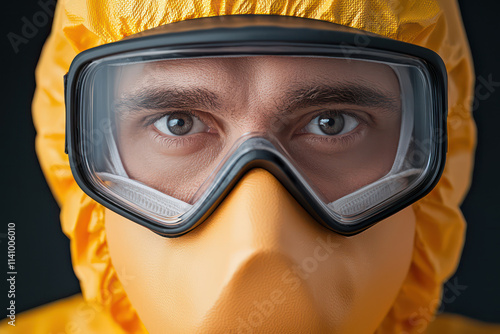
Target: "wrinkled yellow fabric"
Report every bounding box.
[0,294,123,333]
[27,0,475,333]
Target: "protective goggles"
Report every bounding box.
[65,15,447,237]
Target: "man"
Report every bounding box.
[0,0,481,333]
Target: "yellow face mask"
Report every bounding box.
[32,0,475,333]
[106,168,416,333]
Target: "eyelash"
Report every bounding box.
[147,111,221,150]
[308,108,367,124]
[302,128,363,148]
[303,108,367,128]
[144,108,368,149]
[151,132,199,148]
[142,110,200,127]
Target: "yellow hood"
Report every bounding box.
[33,0,475,332]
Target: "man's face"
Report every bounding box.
[113,56,402,204]
[104,56,416,333]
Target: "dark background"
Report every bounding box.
[1,0,500,325]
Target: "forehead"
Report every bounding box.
[116,56,401,97]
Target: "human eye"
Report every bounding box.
[153,111,209,136]
[302,110,360,136]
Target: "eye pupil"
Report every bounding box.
[320,118,335,127]
[318,113,344,135]
[167,112,193,135]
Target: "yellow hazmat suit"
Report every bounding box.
[0,0,484,333]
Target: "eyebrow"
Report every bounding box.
[115,87,221,116]
[278,82,400,114]
[115,81,399,116]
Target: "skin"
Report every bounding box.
[104,56,415,333]
[113,56,402,203]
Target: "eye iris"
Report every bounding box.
[318,113,344,135]
[167,112,193,135]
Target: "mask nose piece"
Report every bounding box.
[198,168,338,255]
[187,168,346,333]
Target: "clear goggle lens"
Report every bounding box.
[76,47,438,230]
